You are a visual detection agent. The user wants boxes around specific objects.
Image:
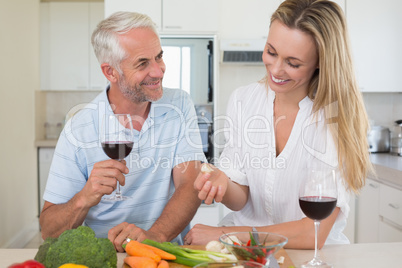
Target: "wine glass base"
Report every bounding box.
[301,259,332,268]
[102,195,132,201]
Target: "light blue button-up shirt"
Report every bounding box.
[43,88,206,244]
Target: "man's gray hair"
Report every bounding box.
[91,11,159,74]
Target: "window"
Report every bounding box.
[161,37,212,104]
[162,45,191,94]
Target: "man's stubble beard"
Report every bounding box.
[118,74,163,103]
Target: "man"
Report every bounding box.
[39,11,205,252]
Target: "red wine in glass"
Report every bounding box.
[101,114,134,201]
[299,196,337,221]
[101,141,134,160]
[299,168,337,268]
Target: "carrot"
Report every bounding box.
[125,240,162,262]
[157,260,169,268]
[141,243,176,260]
[124,256,157,268]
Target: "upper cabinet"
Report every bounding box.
[104,0,219,33]
[347,0,402,92]
[218,0,281,40]
[104,0,161,29]
[219,0,344,40]
[40,2,106,91]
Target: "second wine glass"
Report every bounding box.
[299,168,337,268]
[100,114,134,201]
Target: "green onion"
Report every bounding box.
[141,239,236,266]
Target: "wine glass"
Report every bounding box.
[100,114,134,201]
[299,168,337,268]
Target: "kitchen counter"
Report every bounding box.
[369,153,402,190]
[287,242,402,267]
[1,242,402,267]
[35,139,58,147]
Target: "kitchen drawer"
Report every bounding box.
[379,218,402,242]
[379,184,402,226]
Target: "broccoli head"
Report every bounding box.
[33,236,57,265]
[34,226,117,268]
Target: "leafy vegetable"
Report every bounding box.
[34,226,117,268]
[141,239,237,266]
[225,232,275,265]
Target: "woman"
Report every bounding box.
[184,0,373,249]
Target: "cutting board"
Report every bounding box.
[122,246,295,268]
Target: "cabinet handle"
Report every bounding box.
[164,26,182,29]
[368,183,378,188]
[388,203,400,209]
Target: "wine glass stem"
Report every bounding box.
[115,181,122,198]
[115,159,123,199]
[313,220,321,262]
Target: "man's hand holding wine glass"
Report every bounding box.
[80,159,130,207]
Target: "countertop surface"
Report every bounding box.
[35,139,58,147]
[369,153,402,190]
[369,153,402,172]
[2,242,402,268]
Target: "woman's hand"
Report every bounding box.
[194,163,230,205]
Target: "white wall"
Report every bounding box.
[0,0,40,248]
[217,65,402,136]
[363,93,402,129]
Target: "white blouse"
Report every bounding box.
[217,82,351,244]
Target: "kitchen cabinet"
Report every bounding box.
[191,203,234,228]
[191,203,221,228]
[355,178,380,243]
[40,2,106,91]
[38,147,55,214]
[219,0,281,40]
[218,0,344,40]
[346,0,402,92]
[356,177,402,243]
[104,0,219,33]
[379,220,402,242]
[104,0,161,28]
[378,183,402,242]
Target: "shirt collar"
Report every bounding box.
[148,89,174,118]
[268,87,312,110]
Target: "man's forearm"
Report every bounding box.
[148,185,201,242]
[40,194,90,239]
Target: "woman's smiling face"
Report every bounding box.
[263,20,319,97]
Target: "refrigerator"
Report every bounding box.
[161,35,217,162]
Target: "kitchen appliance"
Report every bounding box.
[160,35,217,161]
[390,120,402,156]
[220,39,265,64]
[195,104,214,163]
[161,36,215,104]
[368,126,390,153]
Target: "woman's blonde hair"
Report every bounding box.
[269,0,374,193]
